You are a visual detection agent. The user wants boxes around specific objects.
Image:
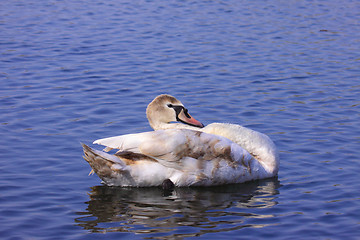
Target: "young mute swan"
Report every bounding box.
[82,94,279,187]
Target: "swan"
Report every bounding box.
[82,94,279,187]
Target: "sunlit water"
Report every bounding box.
[1,0,359,239]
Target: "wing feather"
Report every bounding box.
[93,129,248,171]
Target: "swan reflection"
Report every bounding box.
[75,178,280,237]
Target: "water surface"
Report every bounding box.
[1,0,359,239]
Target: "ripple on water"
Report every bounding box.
[0,0,360,239]
[74,179,281,237]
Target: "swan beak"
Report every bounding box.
[178,109,204,128]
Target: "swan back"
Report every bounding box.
[202,123,279,175]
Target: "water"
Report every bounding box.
[1,0,359,239]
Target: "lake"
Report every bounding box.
[0,0,359,239]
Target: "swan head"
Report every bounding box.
[146,94,204,130]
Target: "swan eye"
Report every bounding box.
[167,104,173,108]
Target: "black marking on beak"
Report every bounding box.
[168,104,203,128]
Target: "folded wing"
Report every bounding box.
[93,129,250,170]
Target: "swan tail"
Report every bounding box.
[82,143,136,186]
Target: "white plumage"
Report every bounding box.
[82,94,279,187]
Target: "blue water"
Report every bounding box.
[1,0,359,239]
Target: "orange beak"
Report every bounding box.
[177,109,204,128]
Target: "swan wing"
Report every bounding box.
[93,129,244,170]
[93,130,187,156]
[90,129,270,186]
